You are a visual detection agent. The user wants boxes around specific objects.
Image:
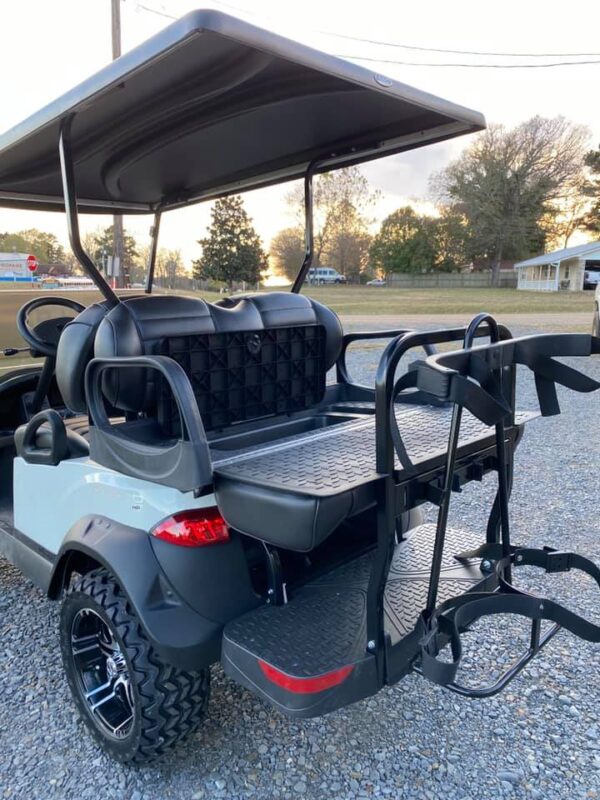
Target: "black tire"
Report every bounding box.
[593,305,600,337]
[59,568,210,763]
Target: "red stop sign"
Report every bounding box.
[26,254,38,273]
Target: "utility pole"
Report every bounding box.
[111,0,124,288]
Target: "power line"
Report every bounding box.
[334,54,600,68]
[134,1,176,19]
[327,32,600,59]
[133,2,600,68]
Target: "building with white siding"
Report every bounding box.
[514,241,600,292]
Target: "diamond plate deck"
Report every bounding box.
[213,405,535,497]
[223,523,487,675]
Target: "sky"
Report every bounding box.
[0,0,599,265]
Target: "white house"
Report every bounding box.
[514,241,600,292]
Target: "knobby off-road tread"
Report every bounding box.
[62,568,210,763]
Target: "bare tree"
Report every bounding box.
[286,166,379,268]
[155,248,185,290]
[542,175,589,249]
[433,116,590,284]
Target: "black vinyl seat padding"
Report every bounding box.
[214,472,376,552]
[92,292,352,550]
[56,302,110,414]
[94,292,343,413]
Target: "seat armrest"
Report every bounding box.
[85,356,212,492]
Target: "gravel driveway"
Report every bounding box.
[1,319,599,800]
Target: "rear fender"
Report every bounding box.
[49,514,223,670]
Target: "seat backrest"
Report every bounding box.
[94,292,343,430]
[56,302,110,413]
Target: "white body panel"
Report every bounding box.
[13,456,216,556]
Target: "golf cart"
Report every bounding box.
[0,10,599,764]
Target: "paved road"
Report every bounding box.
[1,321,599,800]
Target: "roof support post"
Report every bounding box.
[291,159,319,293]
[58,116,120,308]
[145,210,162,294]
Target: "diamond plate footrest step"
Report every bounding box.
[222,524,492,717]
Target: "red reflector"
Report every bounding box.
[258,660,354,694]
[151,508,230,547]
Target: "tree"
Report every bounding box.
[370,207,436,275]
[286,166,378,274]
[193,195,267,288]
[433,116,590,284]
[325,199,372,282]
[269,226,305,280]
[428,206,471,272]
[583,146,600,235]
[89,225,140,282]
[155,249,185,289]
[0,229,65,263]
[542,176,589,250]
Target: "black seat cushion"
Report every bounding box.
[214,474,375,552]
[56,302,110,413]
[94,292,343,418]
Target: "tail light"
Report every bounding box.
[258,660,354,694]
[151,508,230,547]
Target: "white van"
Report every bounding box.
[584,268,600,290]
[307,267,346,285]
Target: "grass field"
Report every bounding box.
[303,285,595,316]
[0,285,594,369]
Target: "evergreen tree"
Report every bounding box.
[90,225,139,272]
[193,196,267,288]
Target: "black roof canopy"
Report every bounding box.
[0,10,485,214]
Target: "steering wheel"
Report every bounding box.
[17,296,86,358]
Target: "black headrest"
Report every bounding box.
[56,302,110,413]
[94,292,343,413]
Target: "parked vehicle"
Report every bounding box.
[367,277,387,286]
[0,9,599,766]
[594,283,600,336]
[307,267,346,284]
[584,268,600,290]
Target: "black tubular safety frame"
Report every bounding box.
[365,321,514,675]
[424,313,509,617]
[58,117,120,308]
[291,159,319,293]
[145,210,162,294]
[336,329,411,386]
[55,121,320,299]
[411,325,600,697]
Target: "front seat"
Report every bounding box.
[55,302,111,438]
[15,302,110,461]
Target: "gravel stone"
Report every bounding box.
[497,770,521,784]
[1,318,599,800]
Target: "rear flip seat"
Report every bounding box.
[212,407,536,551]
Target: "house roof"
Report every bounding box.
[514,241,600,269]
[0,9,485,215]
